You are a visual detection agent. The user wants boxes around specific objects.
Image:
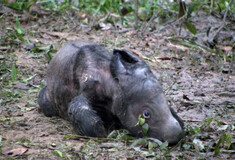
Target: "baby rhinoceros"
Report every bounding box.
[38,41,184,144]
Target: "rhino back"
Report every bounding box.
[45,41,113,118]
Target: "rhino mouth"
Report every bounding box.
[124,119,184,145]
[149,116,184,145]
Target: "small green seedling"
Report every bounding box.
[53,150,63,158]
[16,16,22,35]
[136,114,149,137]
[214,133,232,155]
[11,64,18,81]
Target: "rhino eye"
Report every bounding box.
[143,110,150,119]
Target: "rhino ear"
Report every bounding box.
[113,49,140,64]
[111,49,141,78]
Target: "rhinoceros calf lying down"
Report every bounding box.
[38,41,184,144]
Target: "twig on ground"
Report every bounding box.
[140,10,160,36]
[139,2,179,36]
[112,28,132,34]
[207,0,233,45]
[165,79,177,95]
[134,0,139,29]
[156,14,187,35]
[182,119,204,122]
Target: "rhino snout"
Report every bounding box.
[162,116,184,144]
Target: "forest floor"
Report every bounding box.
[0,4,234,160]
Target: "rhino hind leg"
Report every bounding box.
[38,86,58,117]
[68,96,106,137]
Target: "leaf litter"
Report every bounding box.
[0,3,234,160]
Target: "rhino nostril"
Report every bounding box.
[175,121,179,126]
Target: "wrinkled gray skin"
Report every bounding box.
[38,41,184,144]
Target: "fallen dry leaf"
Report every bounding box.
[29,4,50,16]
[77,12,87,19]
[43,32,70,39]
[131,51,141,57]
[110,13,120,18]
[0,46,11,51]
[16,82,29,90]
[144,37,159,42]
[168,43,188,52]
[2,147,28,157]
[217,45,232,51]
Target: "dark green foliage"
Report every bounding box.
[3,0,34,11]
[184,21,197,34]
[136,114,149,137]
[214,133,232,155]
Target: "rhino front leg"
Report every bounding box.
[68,96,106,137]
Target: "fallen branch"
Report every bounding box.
[207,0,233,46]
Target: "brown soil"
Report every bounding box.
[0,5,234,160]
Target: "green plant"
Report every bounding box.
[107,129,135,141]
[214,133,232,155]
[4,0,34,11]
[53,150,64,158]
[136,114,149,137]
[188,117,213,135]
[16,138,31,147]
[10,64,18,81]
[16,16,22,35]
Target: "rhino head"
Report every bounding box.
[110,49,184,144]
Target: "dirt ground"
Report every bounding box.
[0,5,234,160]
